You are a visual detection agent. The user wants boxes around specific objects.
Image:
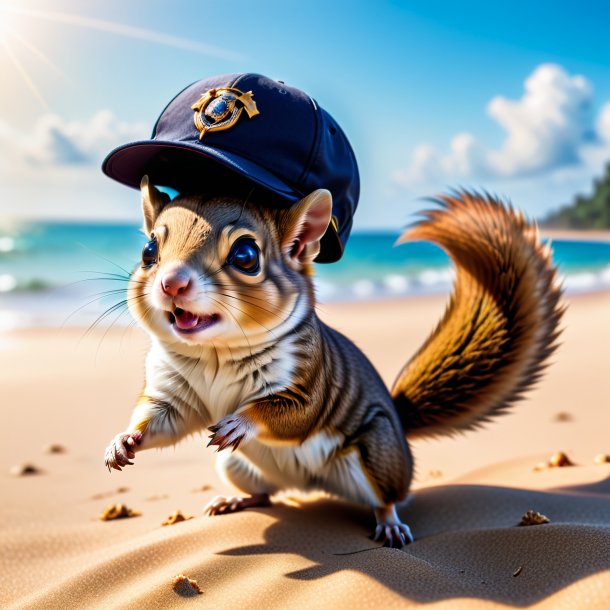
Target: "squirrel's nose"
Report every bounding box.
[160,268,192,297]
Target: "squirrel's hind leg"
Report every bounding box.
[206,450,278,516]
[326,406,414,547]
[358,414,414,547]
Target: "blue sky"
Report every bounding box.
[1,0,609,229]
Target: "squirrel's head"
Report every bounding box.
[128,176,332,349]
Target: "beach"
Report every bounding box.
[1,289,609,609]
[2,223,610,331]
[2,1,609,606]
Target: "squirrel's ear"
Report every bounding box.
[140,175,169,235]
[279,189,332,269]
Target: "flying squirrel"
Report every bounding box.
[104,177,563,547]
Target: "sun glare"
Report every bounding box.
[0,4,51,107]
[0,3,20,38]
[0,3,242,111]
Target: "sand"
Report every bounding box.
[1,291,609,609]
[541,228,610,243]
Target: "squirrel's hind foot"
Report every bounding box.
[204,493,271,516]
[373,504,413,548]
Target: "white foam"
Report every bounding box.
[0,237,15,253]
[0,310,28,332]
[600,265,610,285]
[352,279,376,298]
[0,274,17,292]
[563,272,599,291]
[559,264,610,292]
[314,279,337,300]
[383,274,410,294]
[418,268,453,287]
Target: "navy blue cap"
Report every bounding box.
[102,73,359,263]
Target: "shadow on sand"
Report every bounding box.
[218,482,610,606]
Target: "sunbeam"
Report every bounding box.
[7,29,72,83]
[0,36,49,108]
[2,5,245,62]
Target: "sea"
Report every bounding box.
[1,221,610,330]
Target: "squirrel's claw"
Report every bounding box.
[205,493,271,516]
[373,505,413,548]
[207,415,255,453]
[104,431,142,471]
[373,522,413,548]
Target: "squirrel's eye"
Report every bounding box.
[228,238,260,275]
[141,236,158,268]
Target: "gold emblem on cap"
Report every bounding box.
[191,87,260,140]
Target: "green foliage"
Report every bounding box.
[543,162,610,229]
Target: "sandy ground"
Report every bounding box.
[541,228,610,242]
[1,291,609,609]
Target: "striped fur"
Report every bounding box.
[105,184,562,547]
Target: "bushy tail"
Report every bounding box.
[391,192,564,439]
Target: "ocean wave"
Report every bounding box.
[5,264,610,301]
[0,274,17,292]
[315,264,610,302]
[315,267,456,301]
[383,274,410,293]
[0,237,15,253]
[1,263,610,334]
[0,274,55,293]
[561,264,610,292]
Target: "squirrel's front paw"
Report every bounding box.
[207,415,255,452]
[104,430,143,471]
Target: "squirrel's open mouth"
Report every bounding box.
[168,307,220,334]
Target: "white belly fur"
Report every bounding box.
[218,430,382,507]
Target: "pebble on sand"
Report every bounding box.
[10,463,43,476]
[518,510,550,526]
[192,485,212,493]
[172,574,203,596]
[44,444,66,454]
[162,510,194,526]
[548,451,574,467]
[534,451,575,471]
[99,503,141,521]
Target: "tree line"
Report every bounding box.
[543,162,610,229]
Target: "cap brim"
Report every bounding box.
[103,140,298,198]
[102,140,343,263]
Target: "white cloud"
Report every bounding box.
[0,111,148,221]
[394,64,609,187]
[598,101,610,143]
[487,65,593,176]
[1,110,147,170]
